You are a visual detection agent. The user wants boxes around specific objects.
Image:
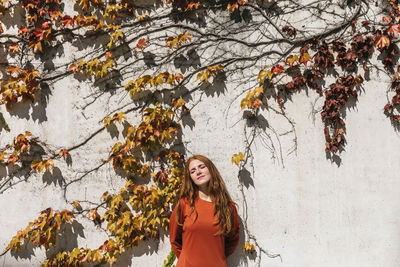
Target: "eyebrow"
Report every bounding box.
[189,163,205,171]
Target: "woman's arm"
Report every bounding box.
[169,200,184,258]
[225,203,240,257]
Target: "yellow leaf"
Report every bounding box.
[104,116,112,127]
[72,201,82,211]
[231,152,245,166]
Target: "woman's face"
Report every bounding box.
[188,159,211,190]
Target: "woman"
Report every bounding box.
[169,154,240,267]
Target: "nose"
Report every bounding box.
[196,168,202,175]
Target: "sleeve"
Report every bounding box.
[169,199,184,258]
[225,202,240,257]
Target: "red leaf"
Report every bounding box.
[388,24,400,38]
[8,44,19,54]
[136,38,148,50]
[383,16,392,23]
[361,20,370,27]
[59,149,69,160]
[69,64,80,73]
[60,15,75,27]
[18,26,29,36]
[271,64,284,75]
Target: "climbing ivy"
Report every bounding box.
[1,0,400,266]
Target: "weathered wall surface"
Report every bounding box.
[1,0,400,266]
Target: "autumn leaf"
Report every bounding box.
[251,99,262,108]
[6,66,21,75]
[166,36,178,49]
[104,115,112,127]
[227,3,238,12]
[44,159,54,171]
[172,98,186,109]
[88,209,100,221]
[136,38,148,50]
[8,154,19,166]
[231,152,244,166]
[18,26,29,36]
[59,149,69,160]
[299,53,312,66]
[112,112,126,123]
[382,16,392,23]
[243,241,255,253]
[271,64,285,75]
[101,191,110,201]
[31,160,43,173]
[185,1,200,11]
[72,201,82,211]
[137,13,149,21]
[68,64,80,73]
[61,15,74,27]
[258,69,272,83]
[388,24,400,38]
[354,75,363,87]
[392,72,399,82]
[376,35,390,49]
[0,152,8,162]
[8,43,19,54]
[29,41,43,53]
[105,51,112,59]
[285,54,299,67]
[180,31,192,43]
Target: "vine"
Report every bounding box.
[0,0,399,266]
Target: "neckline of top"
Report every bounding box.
[197,195,213,203]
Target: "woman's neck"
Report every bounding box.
[198,189,212,202]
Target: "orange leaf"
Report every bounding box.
[8,154,19,166]
[18,26,29,36]
[60,15,74,27]
[105,51,112,59]
[227,3,238,12]
[185,2,200,11]
[383,16,392,23]
[136,38,148,50]
[285,54,299,67]
[376,35,390,49]
[6,66,21,75]
[68,64,80,73]
[88,209,100,221]
[251,99,262,108]
[29,41,43,53]
[8,44,19,54]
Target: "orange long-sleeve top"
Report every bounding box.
[169,195,240,267]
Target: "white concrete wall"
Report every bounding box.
[1,1,399,266]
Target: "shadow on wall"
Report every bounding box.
[228,217,256,267]
[8,220,84,262]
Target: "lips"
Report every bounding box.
[197,175,205,180]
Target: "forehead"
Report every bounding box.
[188,159,206,169]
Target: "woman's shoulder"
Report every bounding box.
[228,200,238,212]
[178,196,191,206]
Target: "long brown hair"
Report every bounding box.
[175,154,235,235]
